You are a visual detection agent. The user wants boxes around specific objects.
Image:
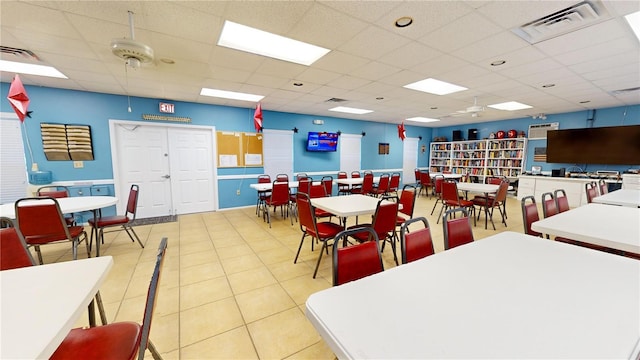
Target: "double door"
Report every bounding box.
[111,121,216,219]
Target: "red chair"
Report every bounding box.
[322,176,333,197]
[264,181,292,227]
[297,177,312,195]
[296,173,308,180]
[294,193,343,278]
[0,218,36,270]
[395,184,417,237]
[337,171,351,195]
[598,179,608,195]
[88,184,143,257]
[520,196,542,237]
[275,173,289,182]
[348,196,400,265]
[50,238,167,360]
[352,173,374,195]
[388,173,401,194]
[419,171,433,198]
[255,174,271,215]
[429,175,445,215]
[585,182,598,203]
[472,180,508,230]
[308,182,333,220]
[15,197,90,264]
[554,189,570,213]
[414,168,421,186]
[371,173,390,197]
[438,180,475,225]
[471,176,503,204]
[541,192,558,218]
[442,208,474,250]
[332,227,384,286]
[400,217,434,264]
[36,185,75,226]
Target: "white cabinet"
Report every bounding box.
[622,174,640,190]
[517,175,597,208]
[429,138,527,181]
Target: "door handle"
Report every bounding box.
[162,174,171,179]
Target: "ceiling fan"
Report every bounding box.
[448,97,486,118]
[111,11,154,69]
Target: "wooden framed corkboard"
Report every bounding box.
[216,131,263,167]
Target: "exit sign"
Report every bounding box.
[159,102,175,113]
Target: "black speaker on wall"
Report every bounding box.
[468,128,478,140]
[452,130,463,141]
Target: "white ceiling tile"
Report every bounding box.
[410,55,473,78]
[311,50,369,74]
[497,58,564,79]
[326,75,371,91]
[553,37,638,66]
[337,25,411,61]
[295,68,343,85]
[318,1,400,23]
[569,50,640,74]
[535,19,628,56]
[290,3,369,49]
[475,1,572,29]
[419,12,503,53]
[350,61,401,81]
[377,41,443,69]
[451,31,529,64]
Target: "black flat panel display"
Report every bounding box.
[306,132,338,152]
[546,125,640,165]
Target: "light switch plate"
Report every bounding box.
[73,161,84,168]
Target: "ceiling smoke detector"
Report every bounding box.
[111,11,154,67]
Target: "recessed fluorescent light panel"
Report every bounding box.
[200,88,264,102]
[218,21,330,66]
[625,11,640,42]
[0,60,67,78]
[406,117,440,123]
[488,101,532,111]
[403,78,467,95]
[328,106,373,115]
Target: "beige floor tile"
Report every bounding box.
[149,312,180,354]
[220,253,264,275]
[267,259,313,282]
[236,283,297,323]
[180,326,258,360]
[248,308,321,359]
[285,340,335,360]
[180,249,219,269]
[257,245,295,265]
[280,275,331,305]
[227,266,278,295]
[180,277,233,311]
[216,243,255,260]
[180,297,244,347]
[180,261,225,286]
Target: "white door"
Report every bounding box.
[403,137,419,185]
[263,129,293,179]
[168,128,215,214]
[113,125,173,218]
[340,134,362,172]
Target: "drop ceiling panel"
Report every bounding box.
[534,19,628,56]
[377,42,443,69]
[290,3,369,49]
[350,61,401,81]
[318,1,400,23]
[475,1,571,29]
[419,12,503,53]
[451,31,529,64]
[311,50,369,74]
[295,68,342,85]
[337,25,411,61]
[552,37,638,66]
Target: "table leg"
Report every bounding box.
[87,299,96,327]
[484,193,489,230]
[91,209,102,257]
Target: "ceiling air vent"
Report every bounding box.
[611,87,640,95]
[512,0,610,44]
[528,122,559,139]
[325,98,347,103]
[0,46,40,61]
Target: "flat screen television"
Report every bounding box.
[546,125,640,165]
[306,132,338,152]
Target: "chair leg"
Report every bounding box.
[147,339,164,360]
[34,245,44,265]
[95,291,108,325]
[313,241,329,278]
[430,197,440,215]
[123,224,144,248]
[294,233,307,264]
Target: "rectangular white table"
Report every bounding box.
[334,177,381,186]
[593,188,640,207]
[0,256,114,359]
[310,194,389,228]
[532,203,640,255]
[306,232,640,359]
[456,182,499,229]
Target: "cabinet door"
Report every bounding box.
[90,185,111,196]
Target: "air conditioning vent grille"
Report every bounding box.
[528,122,559,139]
[0,46,40,61]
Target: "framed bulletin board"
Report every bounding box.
[216,131,263,167]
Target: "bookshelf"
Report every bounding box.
[429,138,527,180]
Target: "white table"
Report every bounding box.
[431,172,463,179]
[456,182,500,229]
[306,232,640,359]
[593,188,640,207]
[311,194,390,228]
[334,177,381,187]
[0,256,114,359]
[532,203,640,254]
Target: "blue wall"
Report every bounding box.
[1,83,433,209]
[432,105,640,174]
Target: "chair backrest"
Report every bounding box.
[125,184,140,219]
[585,182,598,203]
[332,227,384,286]
[322,176,333,196]
[371,196,399,237]
[36,185,70,199]
[419,171,431,188]
[296,192,317,235]
[493,180,509,203]
[377,174,390,192]
[398,184,417,218]
[414,169,421,184]
[137,237,168,360]
[598,179,608,195]
[541,192,557,218]
[442,208,474,250]
[308,183,327,198]
[400,217,434,264]
[275,173,289,182]
[296,173,308,181]
[15,197,73,243]
[363,170,373,176]
[441,180,460,204]
[337,171,347,179]
[257,174,271,184]
[270,181,290,204]
[389,173,401,192]
[0,218,36,270]
[361,173,374,194]
[351,171,361,179]
[433,175,445,195]
[297,177,312,195]
[521,196,542,237]
[485,176,503,185]
[554,189,570,212]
